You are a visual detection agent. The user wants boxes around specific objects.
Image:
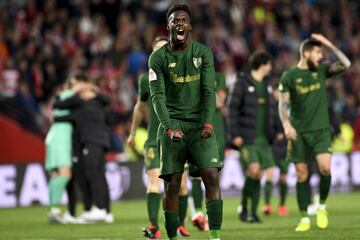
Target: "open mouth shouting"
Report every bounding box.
[176,27,186,41]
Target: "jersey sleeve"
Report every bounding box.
[138,74,149,102]
[149,51,173,131]
[201,47,216,125]
[215,72,226,92]
[279,71,291,93]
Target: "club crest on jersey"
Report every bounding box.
[311,72,318,79]
[296,78,302,83]
[193,57,202,68]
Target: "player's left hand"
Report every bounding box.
[311,33,334,48]
[200,123,213,139]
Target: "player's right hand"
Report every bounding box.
[127,134,136,149]
[167,128,184,142]
[284,123,297,141]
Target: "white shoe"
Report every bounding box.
[307,194,320,216]
[62,212,87,224]
[48,207,65,224]
[81,207,107,222]
[105,213,114,224]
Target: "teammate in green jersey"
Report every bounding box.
[191,72,226,231]
[127,36,190,239]
[279,34,351,232]
[148,3,222,240]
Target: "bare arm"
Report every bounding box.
[279,91,297,140]
[311,33,351,76]
[216,90,226,109]
[127,97,147,148]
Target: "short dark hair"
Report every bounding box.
[166,2,191,21]
[152,36,168,48]
[249,52,271,70]
[67,72,89,85]
[300,39,322,55]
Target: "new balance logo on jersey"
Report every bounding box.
[168,63,176,68]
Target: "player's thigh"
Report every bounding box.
[257,142,275,170]
[275,158,289,175]
[159,130,187,178]
[287,133,311,163]
[311,129,332,156]
[144,144,160,171]
[240,144,259,172]
[188,131,221,176]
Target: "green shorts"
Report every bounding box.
[287,128,332,163]
[275,158,288,174]
[144,140,160,171]
[158,122,222,181]
[240,137,275,170]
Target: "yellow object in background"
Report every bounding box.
[332,123,354,154]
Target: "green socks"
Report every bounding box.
[164,211,179,238]
[49,175,69,207]
[251,179,261,215]
[319,174,331,205]
[279,182,288,206]
[241,176,251,208]
[264,181,273,205]
[206,199,223,231]
[192,179,203,211]
[147,192,161,227]
[210,229,221,239]
[296,181,310,215]
[178,195,188,226]
[243,176,260,215]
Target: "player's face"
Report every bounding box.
[305,46,323,70]
[262,61,272,76]
[168,10,192,46]
[153,40,167,52]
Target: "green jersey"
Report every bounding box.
[149,40,216,130]
[138,73,159,146]
[254,80,266,138]
[279,64,331,133]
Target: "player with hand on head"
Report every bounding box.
[278,33,351,232]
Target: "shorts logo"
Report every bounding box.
[149,68,157,81]
[193,57,202,68]
[211,158,218,163]
[147,147,155,160]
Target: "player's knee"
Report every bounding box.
[319,166,331,176]
[147,181,161,193]
[179,183,188,195]
[247,168,261,179]
[296,169,308,182]
[202,171,219,190]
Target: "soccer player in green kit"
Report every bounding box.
[228,52,277,224]
[279,34,351,232]
[127,36,191,238]
[149,3,222,240]
[191,72,227,231]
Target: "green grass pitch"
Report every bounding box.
[1,192,360,239]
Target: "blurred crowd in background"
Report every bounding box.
[0,0,359,157]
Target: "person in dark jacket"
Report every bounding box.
[54,73,113,223]
[227,52,279,223]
